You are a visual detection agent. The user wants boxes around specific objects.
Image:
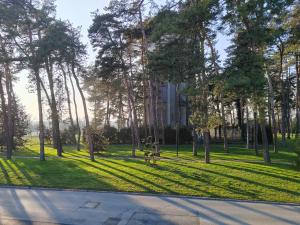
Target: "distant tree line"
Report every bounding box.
[86,0,300,163]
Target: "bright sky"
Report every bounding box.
[14,0,230,123]
[15,0,111,122]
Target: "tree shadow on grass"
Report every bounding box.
[0,160,11,184]
[198,166,300,197]
[212,162,300,183]
[1,159,31,185]
[71,157,155,193]
[10,158,115,191]
[103,159,220,197]
[106,159,257,199]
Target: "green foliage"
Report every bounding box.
[208,114,222,129]
[85,128,109,153]
[118,127,132,144]
[0,98,30,148]
[12,99,30,147]
[60,127,77,145]
[44,129,52,145]
[102,125,118,144]
[189,111,208,133]
[223,0,295,102]
[164,126,193,145]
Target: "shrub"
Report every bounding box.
[179,126,193,144]
[82,128,86,143]
[102,125,118,144]
[44,128,52,145]
[118,127,132,144]
[164,126,193,145]
[257,125,273,145]
[164,127,176,144]
[60,127,76,145]
[83,128,109,153]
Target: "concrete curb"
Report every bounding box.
[1,185,299,206]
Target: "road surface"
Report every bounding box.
[0,187,299,225]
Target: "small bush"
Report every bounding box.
[44,128,52,145]
[257,125,273,145]
[164,126,193,145]
[102,125,118,144]
[164,127,176,144]
[179,126,193,144]
[83,128,109,153]
[118,127,132,144]
[61,127,76,145]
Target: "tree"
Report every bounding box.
[223,0,294,163]
[148,0,221,163]
[89,10,143,156]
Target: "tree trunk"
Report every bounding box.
[155,79,161,141]
[259,107,271,163]
[4,63,14,159]
[246,105,250,149]
[221,96,228,152]
[45,58,62,156]
[286,69,291,140]
[160,105,166,145]
[35,69,45,161]
[143,80,148,138]
[105,90,110,126]
[124,77,142,150]
[0,72,12,159]
[138,3,159,153]
[69,69,81,151]
[236,99,245,140]
[157,81,165,145]
[149,80,160,153]
[254,111,259,156]
[28,25,45,160]
[231,108,236,139]
[279,44,286,144]
[61,64,77,145]
[296,54,300,139]
[128,97,136,157]
[71,64,94,161]
[204,129,210,163]
[117,91,124,130]
[175,83,180,157]
[126,39,142,150]
[192,128,197,156]
[281,81,287,144]
[266,71,278,153]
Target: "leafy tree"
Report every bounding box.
[89,9,143,156]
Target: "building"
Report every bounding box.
[160,82,189,128]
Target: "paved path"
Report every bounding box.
[0,187,299,225]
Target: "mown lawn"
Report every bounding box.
[0,138,299,203]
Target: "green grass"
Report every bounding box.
[0,137,299,203]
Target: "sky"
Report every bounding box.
[14,0,231,122]
[15,0,111,122]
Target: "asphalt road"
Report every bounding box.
[0,187,299,225]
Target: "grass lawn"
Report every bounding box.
[0,137,299,203]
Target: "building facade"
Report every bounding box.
[160,82,189,128]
